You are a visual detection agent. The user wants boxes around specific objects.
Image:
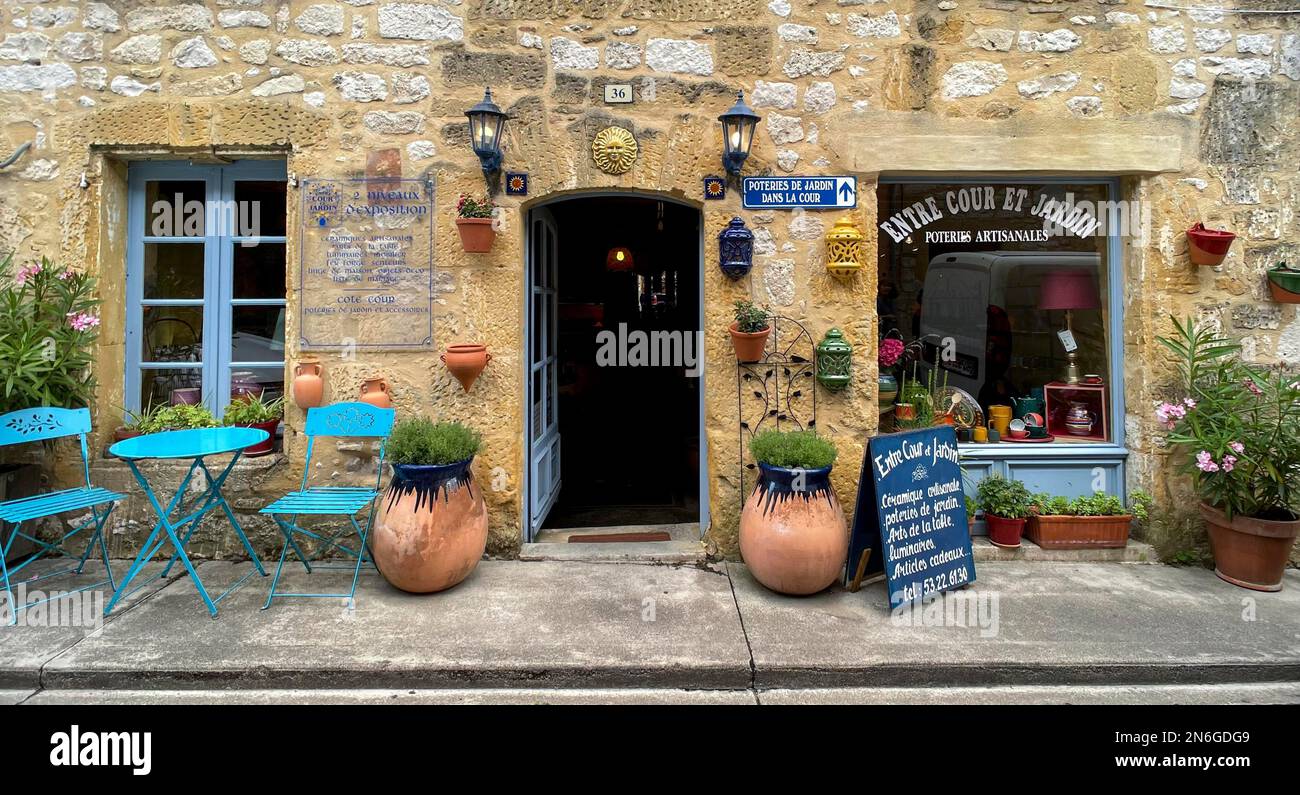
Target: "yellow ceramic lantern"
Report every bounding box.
[825,216,864,278]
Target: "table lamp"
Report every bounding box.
[1039,269,1100,384]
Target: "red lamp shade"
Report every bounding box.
[1039,269,1101,311]
[606,247,634,271]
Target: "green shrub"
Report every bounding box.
[749,429,836,470]
[387,418,481,466]
[138,403,219,433]
[732,300,770,333]
[1031,491,1143,517]
[976,475,1033,520]
[222,393,284,425]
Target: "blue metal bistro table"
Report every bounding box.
[105,427,270,618]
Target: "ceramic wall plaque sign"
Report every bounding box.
[298,178,434,350]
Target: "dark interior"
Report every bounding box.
[541,197,701,530]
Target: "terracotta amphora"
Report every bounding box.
[292,360,324,409]
[442,344,491,392]
[373,459,488,593]
[739,463,848,595]
[360,377,392,409]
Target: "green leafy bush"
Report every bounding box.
[387,418,481,466]
[0,255,101,413]
[976,475,1033,520]
[1031,490,1151,517]
[749,429,837,470]
[223,393,284,426]
[138,403,219,433]
[732,300,770,333]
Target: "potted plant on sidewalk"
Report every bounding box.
[729,299,771,362]
[455,194,497,253]
[373,418,488,593]
[1156,316,1300,591]
[976,474,1033,548]
[222,393,284,457]
[739,429,847,595]
[1027,491,1146,549]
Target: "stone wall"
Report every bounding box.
[0,1,1296,561]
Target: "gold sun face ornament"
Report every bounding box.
[591,126,638,175]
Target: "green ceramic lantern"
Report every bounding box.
[816,328,853,392]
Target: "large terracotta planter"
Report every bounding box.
[456,217,496,253]
[442,344,491,392]
[292,360,324,409]
[1187,223,1236,266]
[730,323,771,363]
[739,463,848,595]
[984,514,1025,549]
[1200,502,1300,592]
[373,460,488,593]
[1027,514,1131,549]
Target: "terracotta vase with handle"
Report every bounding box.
[441,344,491,392]
[359,377,392,409]
[292,360,324,409]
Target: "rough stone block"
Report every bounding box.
[1201,79,1300,167]
[716,26,770,76]
[441,46,546,89]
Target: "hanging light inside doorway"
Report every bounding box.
[465,87,507,175]
[719,90,760,175]
[606,246,634,271]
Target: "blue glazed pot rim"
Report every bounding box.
[390,458,474,479]
[756,462,832,477]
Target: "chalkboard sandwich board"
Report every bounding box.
[846,426,976,608]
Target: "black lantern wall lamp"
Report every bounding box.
[719,90,760,176]
[466,87,507,179]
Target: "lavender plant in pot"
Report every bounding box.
[1156,317,1300,591]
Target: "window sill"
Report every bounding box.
[959,442,1128,459]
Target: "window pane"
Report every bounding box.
[876,181,1112,442]
[233,242,286,298]
[233,180,287,237]
[143,243,204,299]
[229,366,285,405]
[141,368,202,409]
[142,307,203,362]
[231,305,285,360]
[144,180,206,237]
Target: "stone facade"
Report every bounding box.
[0,1,1297,561]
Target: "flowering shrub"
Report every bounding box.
[1156,316,1300,521]
[0,255,101,414]
[455,194,495,219]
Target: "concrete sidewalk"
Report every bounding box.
[3,557,1299,703]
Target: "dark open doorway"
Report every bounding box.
[528,195,702,534]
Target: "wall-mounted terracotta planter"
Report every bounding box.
[455,217,496,253]
[729,323,771,363]
[359,376,392,408]
[1266,266,1300,304]
[442,344,491,392]
[292,360,324,409]
[1187,222,1235,266]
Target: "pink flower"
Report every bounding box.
[66,311,99,332]
[1245,379,1264,397]
[878,338,905,368]
[1229,441,1244,454]
[14,263,41,285]
[1156,401,1187,429]
[1223,455,1237,473]
[1196,450,1219,473]
[1183,397,1197,409]
[57,268,74,280]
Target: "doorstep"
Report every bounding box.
[523,522,706,563]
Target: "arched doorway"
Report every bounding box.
[525,193,706,542]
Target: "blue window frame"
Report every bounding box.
[125,160,288,418]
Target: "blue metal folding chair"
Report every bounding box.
[0,408,124,626]
[260,402,395,609]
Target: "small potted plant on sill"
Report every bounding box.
[137,403,220,433]
[1027,491,1149,549]
[114,402,162,442]
[739,429,847,595]
[976,474,1034,549]
[729,299,771,363]
[1266,261,1300,304]
[222,393,284,457]
[455,194,497,253]
[1156,316,1300,592]
[373,418,488,594]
